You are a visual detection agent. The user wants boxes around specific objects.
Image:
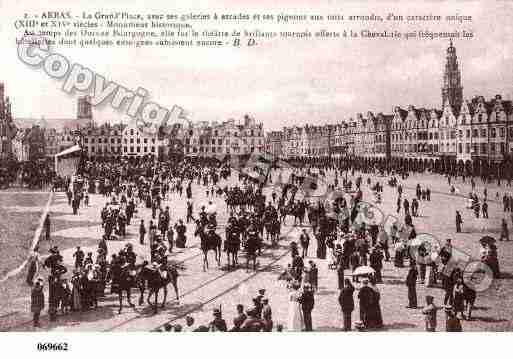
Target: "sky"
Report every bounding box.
[0,0,512,131]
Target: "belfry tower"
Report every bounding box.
[441,39,463,115]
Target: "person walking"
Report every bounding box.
[338,279,354,331]
[482,200,489,219]
[299,229,310,259]
[455,211,463,233]
[44,214,51,241]
[500,219,509,241]
[299,283,315,331]
[406,264,418,308]
[139,220,146,245]
[31,277,45,327]
[357,278,373,328]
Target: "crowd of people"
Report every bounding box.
[23,153,507,332]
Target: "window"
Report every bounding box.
[111,139,115,144]
[130,129,134,136]
[465,143,470,153]
[458,130,463,138]
[137,138,140,144]
[130,146,134,152]
[84,138,89,143]
[124,146,127,152]
[481,143,487,154]
[491,128,496,138]
[144,147,147,152]
[472,143,478,154]
[151,146,155,152]
[130,138,134,143]
[466,130,470,138]
[500,128,505,138]
[481,129,487,138]
[137,146,140,152]
[144,138,148,143]
[458,143,462,153]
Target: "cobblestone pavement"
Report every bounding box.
[1,169,512,332]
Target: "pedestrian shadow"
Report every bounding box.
[381,322,418,330]
[472,306,490,311]
[471,316,508,323]
[257,263,286,275]
[498,272,513,280]
[382,278,405,286]
[316,289,338,296]
[315,326,342,332]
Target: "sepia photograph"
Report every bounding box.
[0,0,513,357]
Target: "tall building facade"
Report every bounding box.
[0,83,17,159]
[269,41,513,174]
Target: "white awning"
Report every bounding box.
[55,145,81,158]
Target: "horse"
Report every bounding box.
[136,263,179,314]
[244,230,261,272]
[264,218,281,246]
[224,225,241,269]
[195,224,222,271]
[111,263,138,314]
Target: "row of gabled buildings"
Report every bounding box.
[265,41,513,167]
[266,94,513,165]
[0,85,266,163]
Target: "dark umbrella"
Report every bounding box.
[479,236,495,246]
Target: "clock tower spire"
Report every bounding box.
[442,39,463,115]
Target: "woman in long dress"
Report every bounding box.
[26,247,41,286]
[287,282,304,331]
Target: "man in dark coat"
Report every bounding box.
[299,283,315,331]
[339,279,355,331]
[31,278,45,327]
[455,211,463,233]
[44,214,51,241]
[406,264,418,308]
[299,229,310,258]
[369,247,383,283]
[357,278,374,328]
[139,220,146,245]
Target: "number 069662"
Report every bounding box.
[36,343,69,351]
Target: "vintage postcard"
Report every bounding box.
[0,0,512,357]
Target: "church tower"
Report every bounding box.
[441,39,463,115]
[77,95,93,123]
